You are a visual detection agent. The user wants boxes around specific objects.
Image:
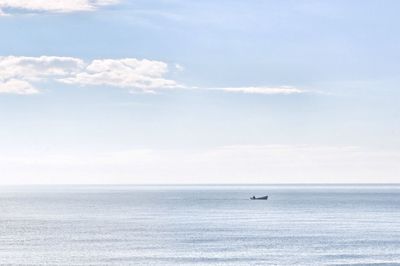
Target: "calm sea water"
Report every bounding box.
[0,185,399,265]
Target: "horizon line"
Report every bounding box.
[1,183,400,186]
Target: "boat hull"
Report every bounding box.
[250,196,268,200]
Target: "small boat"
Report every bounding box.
[250,195,268,200]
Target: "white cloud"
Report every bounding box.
[0,56,84,81]
[0,0,119,14]
[0,79,39,94]
[59,58,180,91]
[213,86,304,95]
[0,56,179,94]
[174,63,184,71]
[0,56,306,96]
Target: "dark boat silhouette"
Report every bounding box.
[250,195,268,200]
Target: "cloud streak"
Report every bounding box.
[59,58,180,91]
[0,79,39,95]
[0,56,180,94]
[0,56,307,96]
[212,86,304,95]
[0,0,119,15]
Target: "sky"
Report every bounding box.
[0,0,400,184]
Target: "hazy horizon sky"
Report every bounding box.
[1,0,400,184]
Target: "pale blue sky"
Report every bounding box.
[0,0,399,184]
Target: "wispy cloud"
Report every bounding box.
[0,79,39,95]
[212,86,304,95]
[0,56,180,94]
[59,58,180,92]
[0,56,309,96]
[0,0,119,15]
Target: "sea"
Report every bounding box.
[0,185,399,265]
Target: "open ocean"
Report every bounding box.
[0,185,399,265]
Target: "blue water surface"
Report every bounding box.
[0,185,399,265]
